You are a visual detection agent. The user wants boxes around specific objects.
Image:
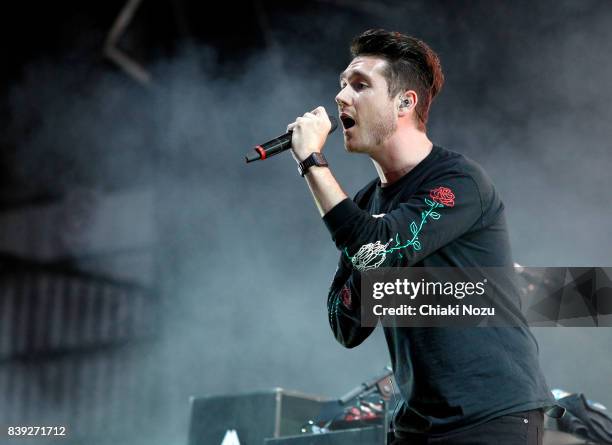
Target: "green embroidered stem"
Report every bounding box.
[343,199,444,262]
[385,199,442,253]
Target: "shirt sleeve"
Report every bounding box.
[323,172,484,272]
[327,253,376,348]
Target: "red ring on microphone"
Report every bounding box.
[255,145,266,160]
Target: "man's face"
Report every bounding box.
[336,56,397,153]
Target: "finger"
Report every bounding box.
[287,122,297,131]
[303,112,316,119]
[312,106,327,116]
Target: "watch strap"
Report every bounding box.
[298,153,328,177]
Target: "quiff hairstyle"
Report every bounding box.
[350,29,444,130]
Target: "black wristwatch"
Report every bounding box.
[298,153,328,177]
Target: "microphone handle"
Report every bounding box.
[257,132,293,158]
[245,132,291,163]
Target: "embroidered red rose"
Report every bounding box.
[340,285,352,309]
[430,186,455,207]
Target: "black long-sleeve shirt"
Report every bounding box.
[323,145,554,436]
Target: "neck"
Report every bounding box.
[371,126,433,187]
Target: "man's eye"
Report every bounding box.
[355,83,368,90]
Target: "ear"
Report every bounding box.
[397,90,418,118]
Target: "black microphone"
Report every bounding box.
[245,116,338,163]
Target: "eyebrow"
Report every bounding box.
[339,69,372,84]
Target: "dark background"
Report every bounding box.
[1,1,611,444]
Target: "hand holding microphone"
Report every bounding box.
[245,107,338,163]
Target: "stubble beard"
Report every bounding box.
[370,109,397,147]
[345,108,397,154]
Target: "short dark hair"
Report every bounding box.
[350,29,444,129]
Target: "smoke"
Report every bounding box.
[2,1,612,443]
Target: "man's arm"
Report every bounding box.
[287,107,377,345]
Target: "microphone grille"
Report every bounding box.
[328,116,338,133]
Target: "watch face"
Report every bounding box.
[312,153,327,166]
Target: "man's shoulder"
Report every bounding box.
[434,146,495,188]
[435,146,506,225]
[350,146,501,208]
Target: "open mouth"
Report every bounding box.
[340,113,356,130]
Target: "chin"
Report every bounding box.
[344,140,368,154]
[344,136,362,153]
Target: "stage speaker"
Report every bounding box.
[188,388,330,445]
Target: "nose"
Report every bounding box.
[335,86,350,108]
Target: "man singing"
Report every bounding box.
[287,29,555,444]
